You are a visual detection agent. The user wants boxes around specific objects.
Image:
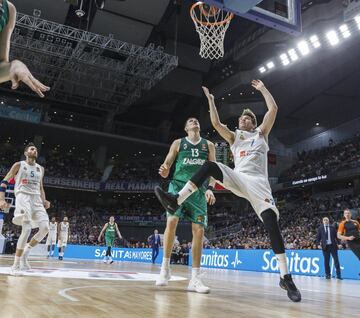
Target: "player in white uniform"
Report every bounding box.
[46,216,57,257]
[155,80,301,302]
[57,216,70,260]
[0,143,50,275]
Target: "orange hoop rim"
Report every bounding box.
[190,1,234,27]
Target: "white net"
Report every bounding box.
[190,2,233,60]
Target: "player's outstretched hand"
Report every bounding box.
[159,163,170,178]
[202,86,214,101]
[251,79,266,92]
[0,200,10,210]
[205,190,216,205]
[9,60,50,97]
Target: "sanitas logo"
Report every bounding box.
[262,251,320,274]
[201,251,229,267]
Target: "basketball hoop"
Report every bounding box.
[190,1,234,60]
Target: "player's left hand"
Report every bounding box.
[205,190,216,205]
[0,200,10,210]
[44,200,51,209]
[251,79,266,92]
[202,86,215,101]
[9,60,50,97]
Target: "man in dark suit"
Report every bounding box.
[316,217,342,279]
[149,229,161,264]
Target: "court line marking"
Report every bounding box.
[58,285,109,302]
[59,285,358,305]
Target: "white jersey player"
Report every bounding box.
[155,80,301,303]
[46,217,57,257]
[0,143,50,275]
[58,217,70,260]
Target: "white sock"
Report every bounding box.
[177,182,197,205]
[276,253,289,278]
[192,267,200,279]
[162,258,170,269]
[14,256,21,266]
[23,244,32,257]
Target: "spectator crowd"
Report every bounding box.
[280,133,360,182]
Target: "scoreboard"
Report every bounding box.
[214,141,232,166]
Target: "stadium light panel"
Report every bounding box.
[266,61,275,70]
[309,35,321,48]
[288,49,299,61]
[297,41,310,56]
[326,31,340,46]
[355,15,360,30]
[339,24,351,38]
[259,66,266,73]
[279,53,290,66]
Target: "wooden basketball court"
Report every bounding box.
[0,256,359,318]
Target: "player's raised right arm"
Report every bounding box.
[0,162,20,208]
[202,86,235,145]
[159,139,180,178]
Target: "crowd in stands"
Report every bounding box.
[5,131,360,185]
[2,192,359,253]
[2,134,360,254]
[108,156,161,182]
[207,193,360,250]
[0,142,165,182]
[280,133,360,182]
[45,150,103,180]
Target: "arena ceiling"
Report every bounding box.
[4,0,360,146]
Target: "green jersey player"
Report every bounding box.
[155,117,216,293]
[98,216,122,264]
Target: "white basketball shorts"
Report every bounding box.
[216,162,279,220]
[12,192,49,228]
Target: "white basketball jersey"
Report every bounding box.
[49,222,57,233]
[230,128,269,177]
[59,222,69,234]
[14,161,43,195]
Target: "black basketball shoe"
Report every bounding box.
[154,186,179,214]
[279,274,301,302]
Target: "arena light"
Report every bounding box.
[279,53,290,66]
[258,66,266,73]
[339,24,351,38]
[309,35,321,48]
[288,49,299,61]
[297,40,310,56]
[355,15,360,30]
[266,61,275,70]
[326,30,340,46]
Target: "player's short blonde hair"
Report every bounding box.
[240,109,257,127]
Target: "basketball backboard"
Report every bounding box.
[202,0,302,35]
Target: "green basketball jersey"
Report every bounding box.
[173,137,209,190]
[0,0,9,34]
[105,223,116,238]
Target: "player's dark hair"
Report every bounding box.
[24,142,36,152]
[184,117,198,128]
